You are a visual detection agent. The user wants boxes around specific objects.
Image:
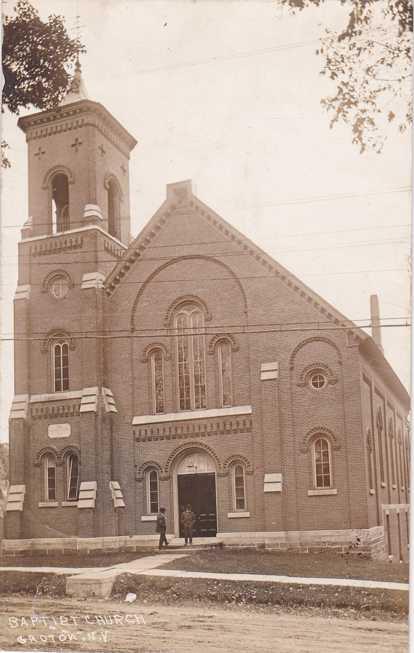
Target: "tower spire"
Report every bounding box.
[60,11,88,106]
[60,56,88,106]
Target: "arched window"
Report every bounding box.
[366,428,374,490]
[146,469,159,514]
[313,438,332,488]
[376,408,385,484]
[42,454,56,502]
[53,340,69,392]
[107,178,121,239]
[217,339,233,407]
[51,173,70,233]
[64,452,80,501]
[175,303,206,410]
[388,419,396,486]
[233,464,246,510]
[150,348,165,414]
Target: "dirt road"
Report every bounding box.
[0,596,407,653]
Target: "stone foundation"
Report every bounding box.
[1,526,389,559]
[218,526,386,559]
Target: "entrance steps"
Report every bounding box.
[166,536,223,551]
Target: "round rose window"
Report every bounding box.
[309,372,326,389]
[49,275,70,299]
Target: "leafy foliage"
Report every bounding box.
[2,0,84,166]
[278,0,412,152]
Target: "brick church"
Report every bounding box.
[5,65,410,558]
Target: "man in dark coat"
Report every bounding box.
[156,507,168,549]
[181,504,196,545]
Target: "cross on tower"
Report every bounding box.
[34,146,46,159]
[71,137,83,153]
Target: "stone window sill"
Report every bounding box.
[132,404,252,426]
[381,482,386,488]
[38,501,59,508]
[392,484,397,489]
[369,489,375,495]
[62,501,77,507]
[141,515,157,522]
[307,488,338,496]
[227,511,250,518]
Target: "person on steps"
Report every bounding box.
[181,504,196,545]
[156,507,168,549]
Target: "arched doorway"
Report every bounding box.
[174,451,217,537]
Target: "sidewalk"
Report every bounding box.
[0,552,408,596]
[142,567,409,592]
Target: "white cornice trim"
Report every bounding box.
[132,405,252,426]
[30,390,83,403]
[21,225,127,249]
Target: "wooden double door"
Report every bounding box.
[177,472,217,537]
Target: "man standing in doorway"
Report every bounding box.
[156,507,168,549]
[181,504,196,545]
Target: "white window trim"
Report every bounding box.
[232,464,247,512]
[150,349,165,415]
[312,438,333,490]
[146,469,159,515]
[307,488,337,496]
[217,340,233,408]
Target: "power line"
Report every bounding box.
[1,189,410,230]
[1,239,409,266]
[4,268,408,290]
[129,39,320,76]
[2,324,410,343]
[3,321,411,342]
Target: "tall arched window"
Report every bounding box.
[313,438,332,488]
[150,348,165,414]
[64,452,80,501]
[146,469,159,514]
[388,419,396,486]
[175,303,206,410]
[42,454,56,501]
[366,428,374,490]
[52,173,70,233]
[107,178,121,239]
[217,339,233,407]
[233,464,246,511]
[376,408,385,484]
[53,340,69,392]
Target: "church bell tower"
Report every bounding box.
[6,63,137,540]
[18,61,137,244]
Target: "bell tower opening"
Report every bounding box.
[51,173,70,233]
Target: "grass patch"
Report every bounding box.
[112,573,408,619]
[0,550,152,568]
[0,571,67,597]
[160,549,409,582]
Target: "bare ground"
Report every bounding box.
[0,595,408,653]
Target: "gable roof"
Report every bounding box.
[104,180,410,408]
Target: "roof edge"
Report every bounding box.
[360,337,410,409]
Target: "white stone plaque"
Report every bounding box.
[48,423,71,439]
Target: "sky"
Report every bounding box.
[0,0,411,441]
